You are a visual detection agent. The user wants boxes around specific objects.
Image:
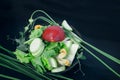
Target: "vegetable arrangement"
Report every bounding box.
[0,10,120,80]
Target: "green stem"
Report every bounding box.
[0,63,47,80]
[24,64,52,80]
[30,10,58,25]
[46,73,73,80]
[0,74,20,80]
[34,16,54,25]
[70,24,120,65]
[82,40,120,65]
[0,53,51,80]
[0,45,14,56]
[0,52,19,62]
[80,44,120,77]
[0,56,42,80]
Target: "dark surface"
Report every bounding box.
[0,0,120,80]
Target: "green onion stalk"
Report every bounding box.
[0,10,120,80]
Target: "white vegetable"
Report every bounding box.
[51,66,65,73]
[62,20,72,31]
[58,49,67,59]
[66,43,79,64]
[32,47,44,57]
[30,38,45,56]
[57,58,70,66]
[64,40,72,49]
[49,57,57,68]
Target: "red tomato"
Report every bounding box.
[42,26,65,42]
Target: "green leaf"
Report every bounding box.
[31,57,46,73]
[41,57,52,70]
[29,28,43,39]
[43,50,57,57]
[14,49,32,63]
[45,42,58,50]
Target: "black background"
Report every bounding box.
[0,0,120,80]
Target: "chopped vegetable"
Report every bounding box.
[51,66,65,73]
[66,43,79,65]
[57,58,70,66]
[58,49,67,59]
[14,49,32,63]
[49,57,57,68]
[41,57,53,70]
[62,20,72,31]
[30,38,45,56]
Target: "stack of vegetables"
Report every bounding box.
[0,10,120,80]
[14,22,82,73]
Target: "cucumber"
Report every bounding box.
[66,43,79,64]
[49,57,57,68]
[30,38,45,56]
[62,20,72,31]
[51,66,65,73]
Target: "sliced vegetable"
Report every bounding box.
[66,43,79,65]
[30,38,45,56]
[62,20,72,31]
[49,57,57,68]
[51,66,65,73]
[58,49,67,59]
[57,58,70,66]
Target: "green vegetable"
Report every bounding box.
[41,56,53,70]
[31,57,46,73]
[14,49,32,63]
[45,42,58,51]
[42,50,57,57]
[29,28,43,39]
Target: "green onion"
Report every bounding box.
[30,10,58,25]
[80,44,120,77]
[82,40,120,64]
[0,74,20,80]
[46,73,73,80]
